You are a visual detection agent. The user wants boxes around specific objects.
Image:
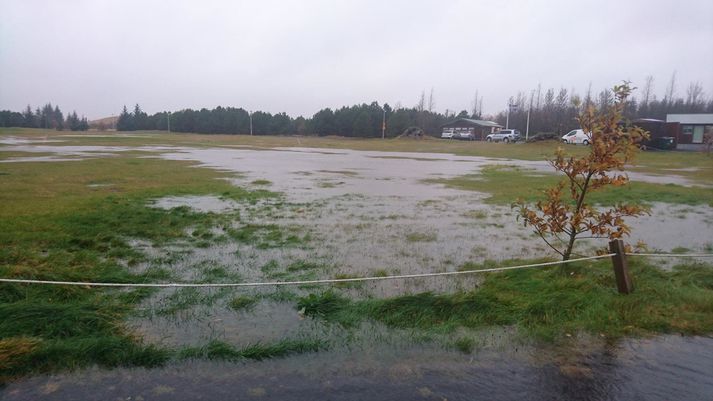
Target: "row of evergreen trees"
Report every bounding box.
[2,78,710,136]
[116,102,456,138]
[116,80,711,137]
[116,93,711,138]
[0,103,89,131]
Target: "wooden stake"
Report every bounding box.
[609,239,633,294]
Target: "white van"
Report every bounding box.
[562,129,591,145]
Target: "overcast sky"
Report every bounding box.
[1,0,712,119]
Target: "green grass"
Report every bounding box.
[227,224,307,249]
[155,288,232,316]
[179,339,325,361]
[229,295,259,311]
[298,258,713,342]
[0,155,277,381]
[405,232,438,242]
[453,337,476,354]
[428,164,713,206]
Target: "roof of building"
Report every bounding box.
[633,118,666,123]
[441,118,502,128]
[666,114,713,124]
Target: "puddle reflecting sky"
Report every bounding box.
[3,335,712,401]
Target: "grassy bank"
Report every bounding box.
[298,258,713,342]
[0,155,277,382]
[427,165,713,206]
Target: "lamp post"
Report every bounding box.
[525,105,530,141]
[382,107,386,139]
[506,101,518,130]
[167,111,171,133]
[249,111,253,136]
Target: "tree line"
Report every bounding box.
[0,103,89,131]
[117,78,712,138]
[115,96,458,138]
[2,76,710,137]
[497,76,713,136]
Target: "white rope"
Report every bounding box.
[0,254,614,288]
[626,253,713,258]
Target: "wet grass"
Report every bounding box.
[179,338,325,361]
[2,128,712,380]
[428,165,713,206]
[227,224,308,249]
[405,232,438,242]
[0,155,277,381]
[0,150,55,160]
[228,295,259,311]
[453,337,477,354]
[298,258,713,342]
[155,288,232,316]
[260,260,321,282]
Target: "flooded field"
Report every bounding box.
[2,134,712,400]
[3,335,713,400]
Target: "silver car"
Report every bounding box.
[486,129,521,143]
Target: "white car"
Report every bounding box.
[441,129,456,139]
[562,129,591,145]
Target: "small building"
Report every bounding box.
[665,114,713,151]
[440,118,502,141]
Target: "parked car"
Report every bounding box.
[525,132,559,142]
[562,129,591,145]
[640,136,675,151]
[441,129,456,139]
[455,131,475,140]
[486,129,521,143]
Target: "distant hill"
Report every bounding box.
[89,116,118,130]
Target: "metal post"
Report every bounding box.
[249,111,253,136]
[382,108,386,139]
[167,111,171,133]
[505,106,509,130]
[525,106,530,141]
[609,239,633,294]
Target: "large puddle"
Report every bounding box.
[3,335,712,400]
[2,135,713,399]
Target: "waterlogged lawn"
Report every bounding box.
[3,128,712,184]
[428,165,713,206]
[2,128,713,384]
[0,155,281,382]
[298,258,713,342]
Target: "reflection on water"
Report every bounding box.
[3,335,712,401]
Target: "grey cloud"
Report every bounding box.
[1,0,711,119]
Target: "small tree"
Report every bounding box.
[515,82,649,261]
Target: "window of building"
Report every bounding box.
[693,125,704,143]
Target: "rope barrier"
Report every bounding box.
[0,254,615,288]
[626,253,713,258]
